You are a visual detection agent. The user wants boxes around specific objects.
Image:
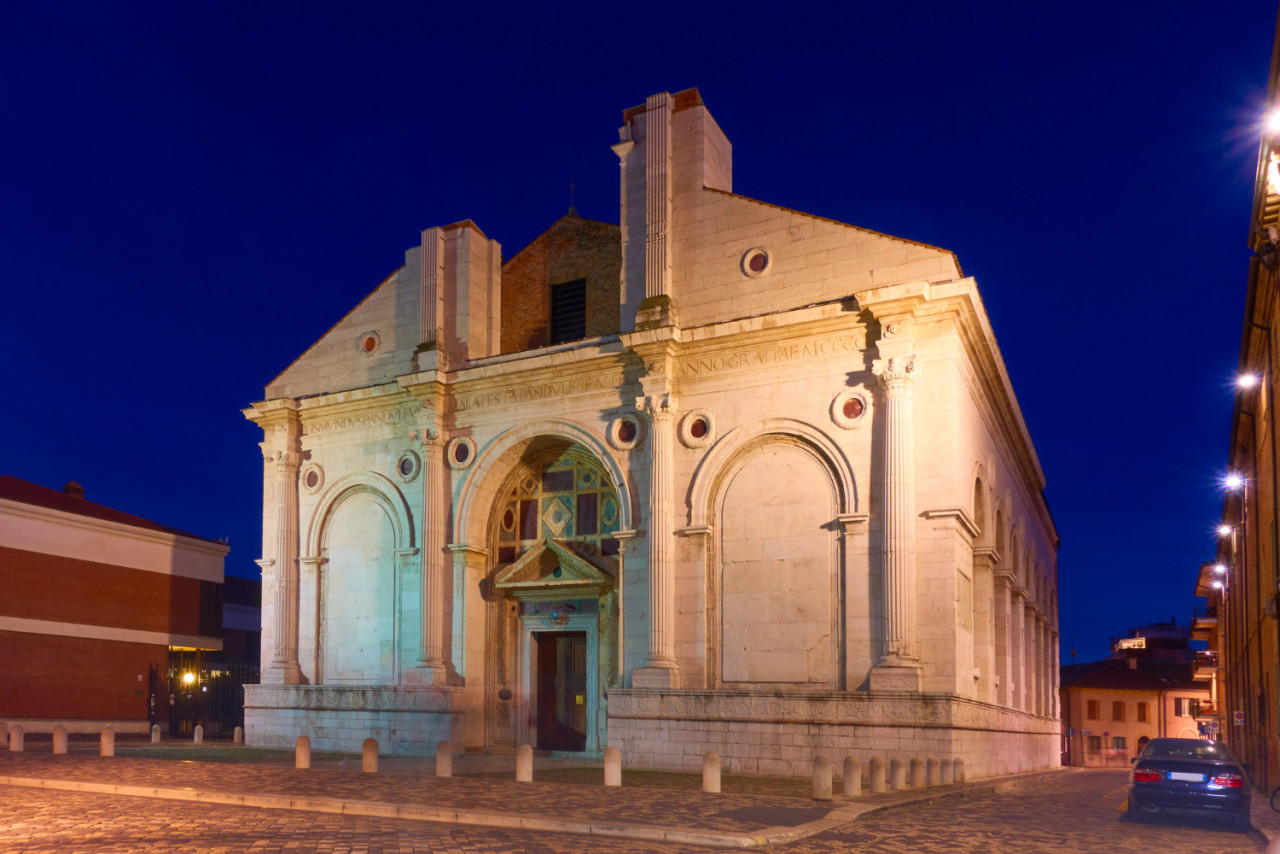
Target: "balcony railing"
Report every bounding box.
[1193,651,1219,678]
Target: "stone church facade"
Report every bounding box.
[244,89,1060,780]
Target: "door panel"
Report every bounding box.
[536,631,587,751]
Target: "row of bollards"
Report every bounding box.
[284,732,965,801]
[5,722,243,754]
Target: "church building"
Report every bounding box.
[244,89,1060,780]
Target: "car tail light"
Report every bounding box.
[1133,767,1161,783]
[1211,773,1245,788]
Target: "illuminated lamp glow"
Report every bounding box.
[1267,107,1280,135]
[1237,373,1260,390]
[181,672,196,685]
[1224,473,1246,491]
[1217,524,1234,537]
[1212,580,1225,590]
[1213,563,1228,574]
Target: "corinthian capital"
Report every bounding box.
[408,428,447,450]
[635,393,678,422]
[262,448,300,469]
[872,355,917,391]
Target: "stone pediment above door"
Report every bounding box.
[494,539,617,600]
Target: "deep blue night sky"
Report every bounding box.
[1,1,1274,664]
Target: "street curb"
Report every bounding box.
[0,767,1070,849]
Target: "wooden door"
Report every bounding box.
[536,631,587,751]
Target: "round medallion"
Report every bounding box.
[300,463,324,494]
[831,389,871,429]
[447,437,476,470]
[607,414,642,451]
[678,409,716,449]
[395,451,421,482]
[741,247,772,278]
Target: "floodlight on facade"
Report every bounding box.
[1213,563,1229,574]
[1224,472,1246,491]
[1267,106,1280,135]
[1212,580,1225,590]
[1217,524,1234,537]
[1237,373,1261,390]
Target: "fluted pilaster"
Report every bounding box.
[262,447,303,684]
[644,92,673,301]
[407,429,449,683]
[632,390,679,688]
[875,355,918,663]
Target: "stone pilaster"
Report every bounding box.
[1020,597,1035,712]
[1010,587,1026,709]
[406,428,449,685]
[261,443,303,685]
[870,354,921,692]
[993,571,1013,705]
[644,92,672,302]
[972,548,1000,703]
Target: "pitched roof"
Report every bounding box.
[0,475,212,542]
[1060,658,1204,692]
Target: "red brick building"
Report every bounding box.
[0,476,227,734]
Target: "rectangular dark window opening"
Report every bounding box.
[550,279,587,344]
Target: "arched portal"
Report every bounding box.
[482,443,622,754]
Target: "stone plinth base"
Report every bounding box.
[869,664,922,693]
[632,665,680,689]
[606,688,1059,781]
[244,684,463,755]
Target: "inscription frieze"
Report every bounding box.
[449,372,627,413]
[676,334,865,378]
[303,407,419,436]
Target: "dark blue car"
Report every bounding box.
[1127,737,1250,831]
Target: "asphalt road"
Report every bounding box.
[0,769,1262,853]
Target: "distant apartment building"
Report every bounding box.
[1060,621,1211,767]
[0,476,227,734]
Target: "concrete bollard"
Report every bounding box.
[927,757,941,786]
[362,738,378,773]
[941,756,953,784]
[8,724,23,753]
[53,725,67,755]
[604,746,622,787]
[909,757,925,788]
[100,725,115,757]
[702,750,721,794]
[435,741,453,778]
[193,724,204,744]
[843,756,862,797]
[234,726,243,745]
[516,744,533,782]
[953,757,965,783]
[812,755,833,801]
[295,735,311,770]
[151,724,161,744]
[869,756,886,793]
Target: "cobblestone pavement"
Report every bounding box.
[0,755,1265,853]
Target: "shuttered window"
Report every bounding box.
[550,280,587,344]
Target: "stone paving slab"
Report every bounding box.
[0,750,1068,848]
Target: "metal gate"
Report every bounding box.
[163,653,259,739]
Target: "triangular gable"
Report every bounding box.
[494,539,616,597]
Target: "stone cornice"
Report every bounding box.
[921,507,980,538]
[243,397,300,431]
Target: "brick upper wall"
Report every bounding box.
[501,214,621,353]
[0,545,214,637]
